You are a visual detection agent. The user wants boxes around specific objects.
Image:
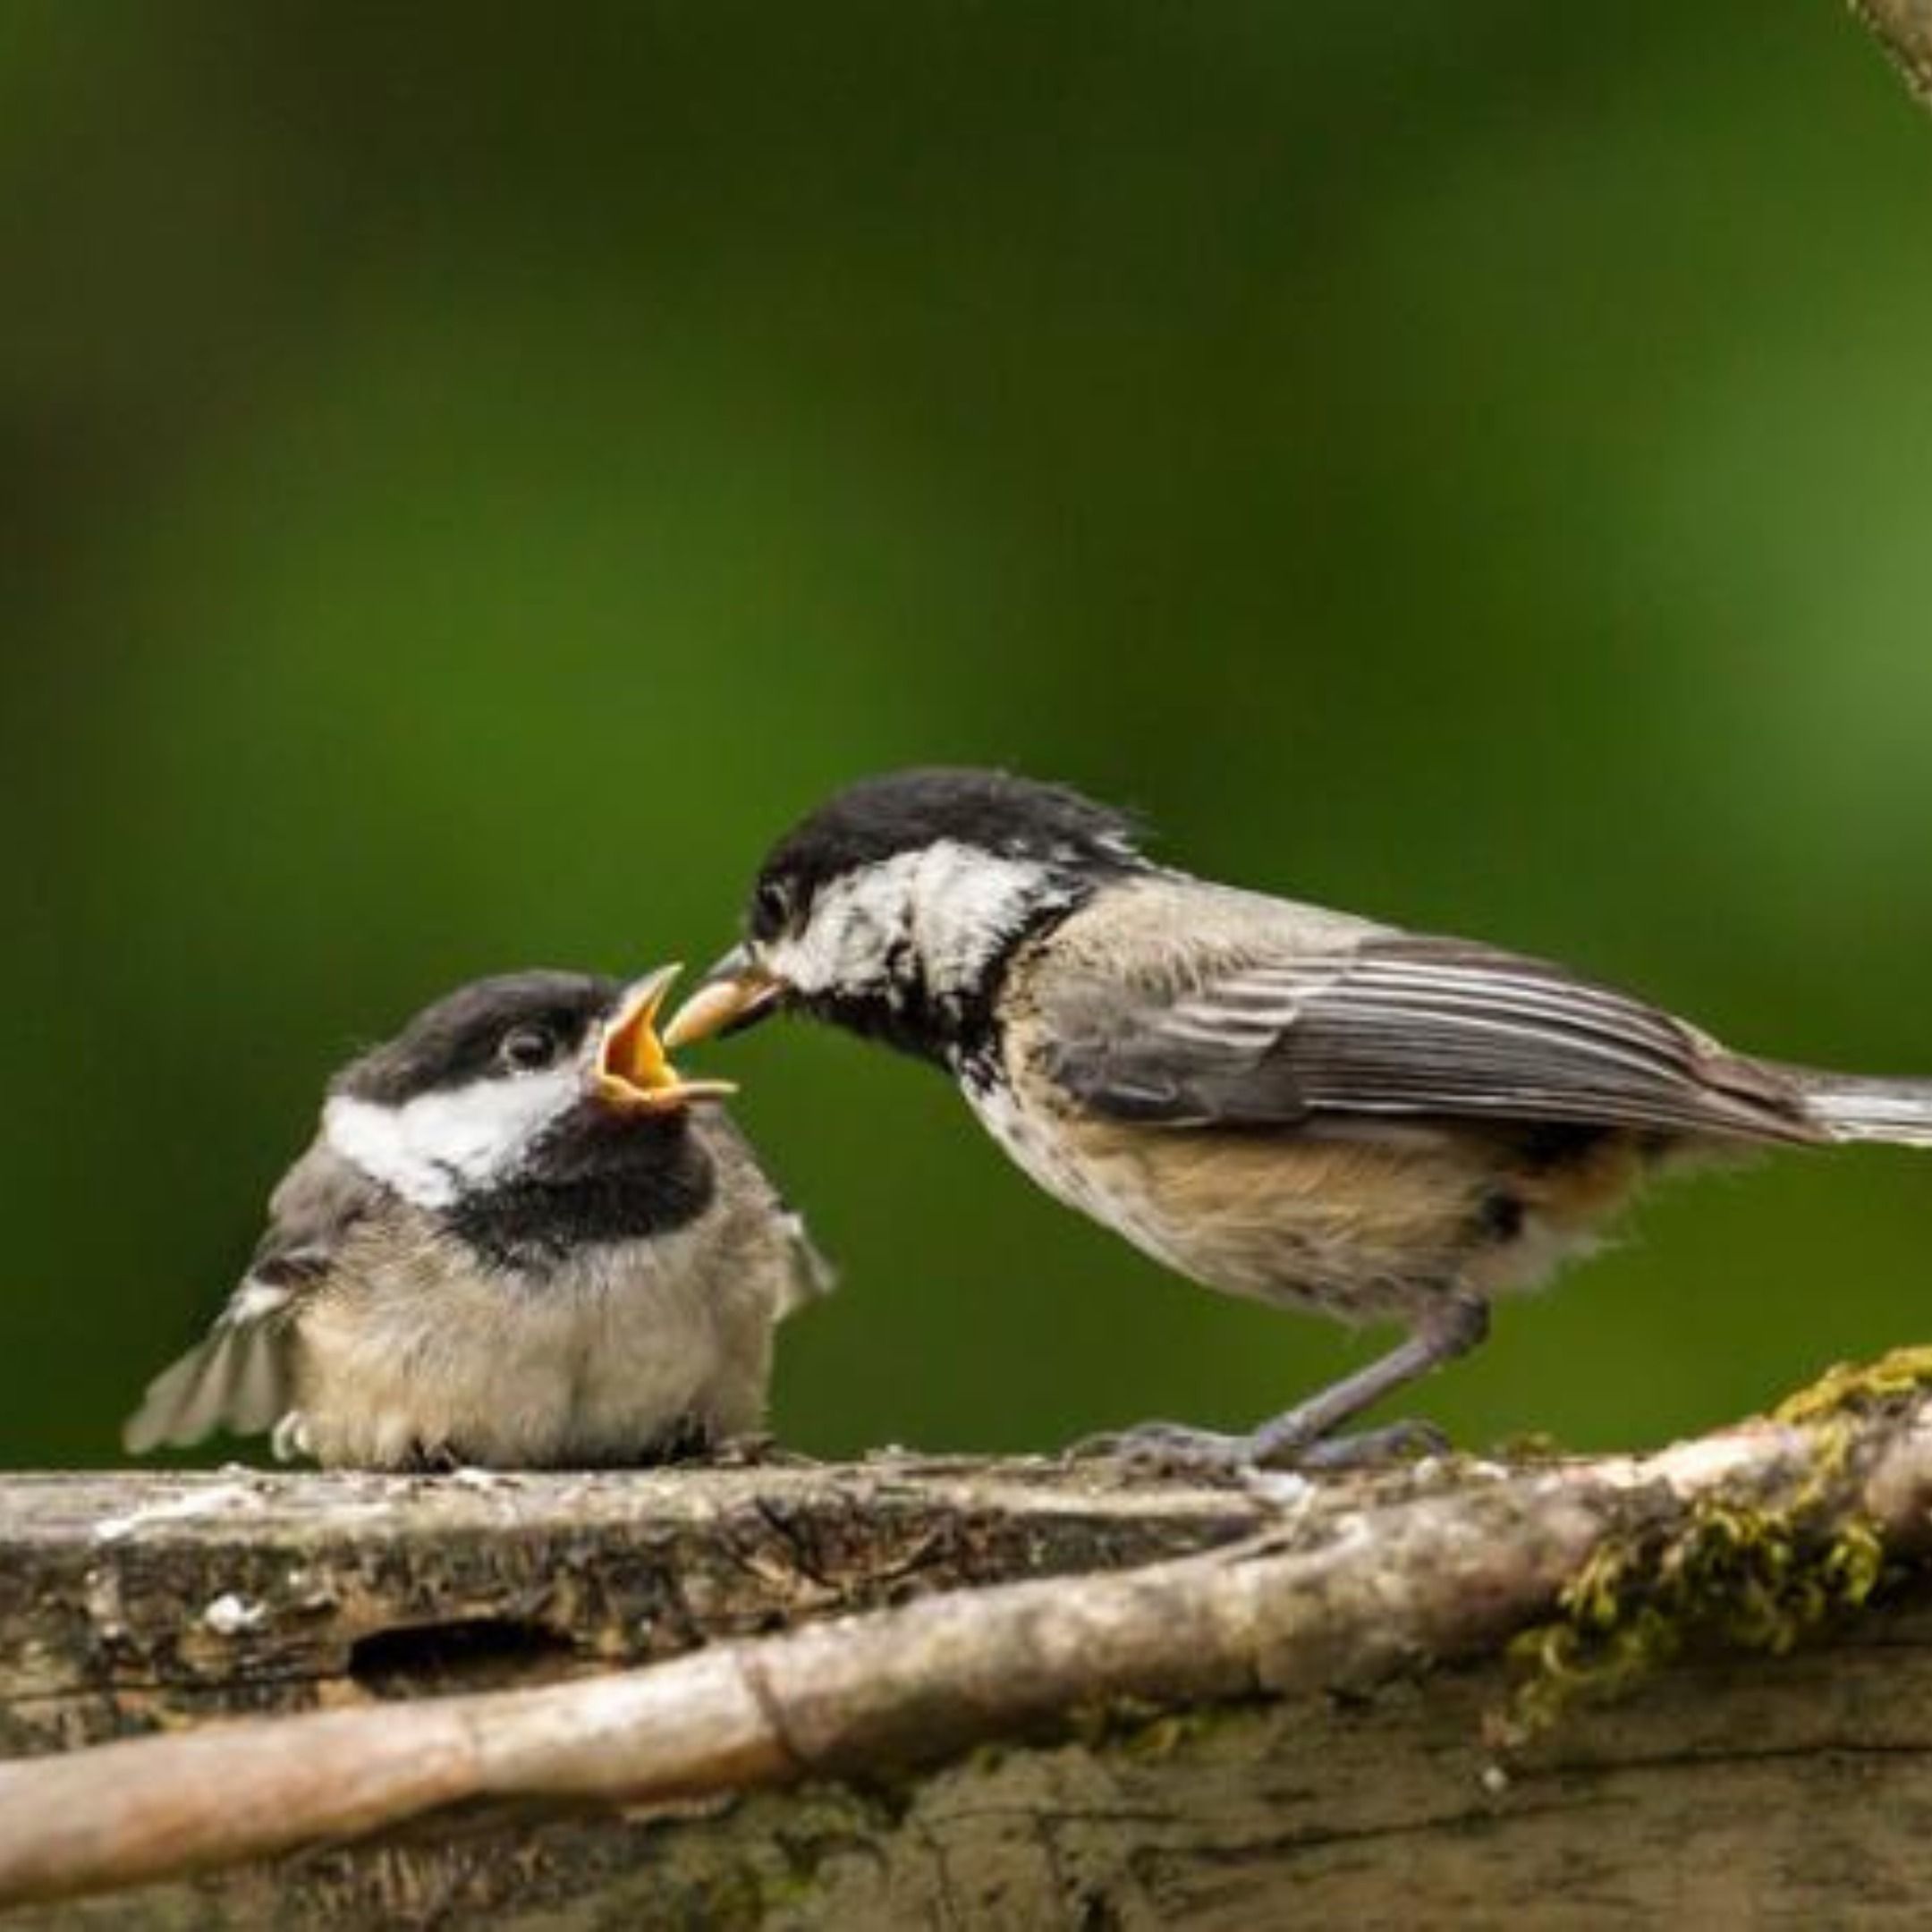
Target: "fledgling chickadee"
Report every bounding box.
[124,966,829,1470]
[666,767,1932,1469]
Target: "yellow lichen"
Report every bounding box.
[1063,1694,1241,1761]
[1503,1347,1932,1740]
[1772,1344,1932,1428]
[1117,1707,1224,1760]
[1505,1436,1888,1741]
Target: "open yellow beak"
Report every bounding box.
[662,945,786,1050]
[593,965,739,1114]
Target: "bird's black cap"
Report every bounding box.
[334,971,621,1105]
[751,767,1144,934]
[329,970,719,1261]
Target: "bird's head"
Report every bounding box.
[668,767,1148,1067]
[323,967,730,1218]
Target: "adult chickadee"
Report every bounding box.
[666,767,1932,1468]
[125,967,829,1470]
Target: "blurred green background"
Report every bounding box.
[8,3,1932,1468]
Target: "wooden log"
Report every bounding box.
[4,1383,1932,1928]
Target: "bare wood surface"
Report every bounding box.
[0,1456,1265,1755]
[5,1374,1932,1924]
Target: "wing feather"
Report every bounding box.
[1037,932,1818,1144]
[123,1142,376,1454]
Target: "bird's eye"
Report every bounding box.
[497,1024,558,1073]
[753,877,793,935]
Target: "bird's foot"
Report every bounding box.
[1067,1415,1448,1478]
[706,1433,817,1469]
[1066,1419,1253,1478]
[1275,1419,1449,1469]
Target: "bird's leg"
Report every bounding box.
[1071,1292,1490,1475]
[1246,1293,1489,1462]
[706,1433,818,1469]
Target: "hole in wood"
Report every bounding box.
[349,1617,579,1698]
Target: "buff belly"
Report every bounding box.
[288,1231,772,1468]
[969,1080,1659,1327]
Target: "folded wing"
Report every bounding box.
[1037,934,1819,1145]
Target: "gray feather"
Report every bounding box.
[123,1292,298,1452]
[123,1140,376,1454]
[1040,928,1822,1145]
[252,1140,378,1275]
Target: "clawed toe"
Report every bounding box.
[708,1433,816,1469]
[1065,1420,1252,1477]
[1285,1419,1449,1470]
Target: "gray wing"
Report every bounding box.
[1035,933,1819,1145]
[123,1142,377,1454]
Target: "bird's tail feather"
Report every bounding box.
[1794,1071,1932,1149]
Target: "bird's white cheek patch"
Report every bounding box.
[907,844,1055,996]
[772,858,917,997]
[778,843,1059,1003]
[324,1072,577,1208]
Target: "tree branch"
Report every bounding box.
[5,1377,1930,1910]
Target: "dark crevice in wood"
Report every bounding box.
[347,1617,582,1699]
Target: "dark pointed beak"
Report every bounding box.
[661,945,787,1050]
[591,964,739,1113]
